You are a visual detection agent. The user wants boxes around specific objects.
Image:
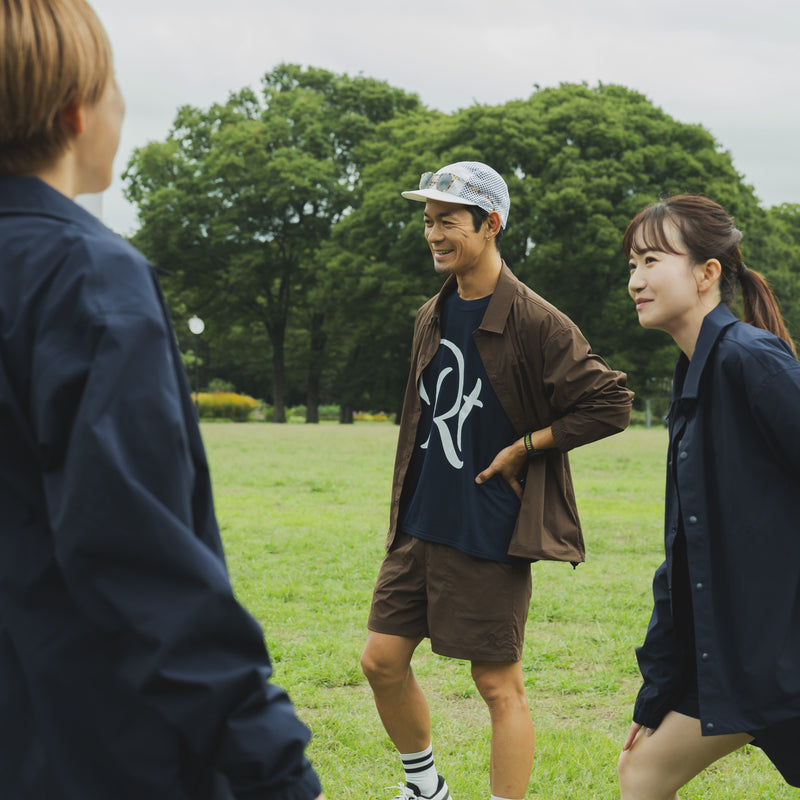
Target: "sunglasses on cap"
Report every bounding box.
[420,171,467,191]
[419,171,495,209]
[422,170,485,193]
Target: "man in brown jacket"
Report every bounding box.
[360,162,632,800]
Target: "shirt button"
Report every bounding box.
[706,722,715,732]
[701,652,709,661]
[680,451,688,460]
[689,515,698,524]
[696,582,704,591]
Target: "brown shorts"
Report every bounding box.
[367,532,532,662]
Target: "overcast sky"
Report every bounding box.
[87,0,800,235]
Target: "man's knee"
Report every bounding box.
[360,632,416,686]
[360,640,390,684]
[471,662,527,710]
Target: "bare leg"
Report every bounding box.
[471,660,535,799]
[618,711,753,800]
[361,631,429,753]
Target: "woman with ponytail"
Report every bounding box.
[617,195,800,797]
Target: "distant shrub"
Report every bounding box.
[194,391,259,422]
[354,411,392,422]
[629,408,669,428]
[318,404,340,421]
[287,405,307,422]
[252,405,393,423]
[207,377,237,393]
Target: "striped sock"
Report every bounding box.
[401,745,438,797]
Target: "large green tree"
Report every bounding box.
[329,83,775,407]
[125,77,797,419]
[123,64,422,421]
[313,110,449,421]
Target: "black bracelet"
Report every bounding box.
[523,432,540,459]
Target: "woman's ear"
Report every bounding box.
[696,258,722,293]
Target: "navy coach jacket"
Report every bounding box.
[633,303,800,736]
[0,177,321,799]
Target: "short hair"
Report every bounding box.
[465,205,504,249]
[0,0,113,175]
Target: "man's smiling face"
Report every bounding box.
[423,199,490,277]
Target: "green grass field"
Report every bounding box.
[202,423,796,799]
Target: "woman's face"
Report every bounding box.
[627,221,706,339]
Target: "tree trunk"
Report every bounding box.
[305,312,326,423]
[267,320,287,423]
[336,344,362,424]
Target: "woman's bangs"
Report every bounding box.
[624,207,685,257]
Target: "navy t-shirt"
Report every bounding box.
[400,291,521,563]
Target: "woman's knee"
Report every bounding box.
[617,748,638,799]
[617,746,675,800]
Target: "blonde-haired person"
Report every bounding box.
[0,2,324,798]
[618,195,800,798]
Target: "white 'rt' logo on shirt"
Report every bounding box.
[419,339,483,469]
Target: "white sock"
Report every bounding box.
[401,745,438,796]
[491,795,523,800]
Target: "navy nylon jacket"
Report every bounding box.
[633,303,800,736]
[0,177,322,799]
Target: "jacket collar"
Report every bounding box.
[432,260,517,333]
[0,175,105,233]
[480,261,517,334]
[674,304,739,401]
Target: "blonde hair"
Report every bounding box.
[0,0,112,175]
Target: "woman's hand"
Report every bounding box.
[622,721,654,751]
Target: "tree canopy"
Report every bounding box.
[124,64,423,421]
[124,70,800,420]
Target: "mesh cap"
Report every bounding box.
[401,161,510,228]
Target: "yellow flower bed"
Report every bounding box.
[354,411,391,422]
[193,391,259,422]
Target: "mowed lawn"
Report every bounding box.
[202,423,795,800]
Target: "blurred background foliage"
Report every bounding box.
[123,66,800,422]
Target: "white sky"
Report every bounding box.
[88,0,800,235]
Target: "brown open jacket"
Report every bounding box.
[387,262,633,563]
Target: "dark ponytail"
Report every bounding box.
[624,195,796,356]
[738,267,795,354]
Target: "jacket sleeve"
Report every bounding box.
[32,241,321,800]
[632,561,685,729]
[746,357,800,475]
[542,325,633,451]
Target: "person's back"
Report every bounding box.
[0,2,323,798]
[0,178,225,796]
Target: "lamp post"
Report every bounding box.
[188,315,204,416]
